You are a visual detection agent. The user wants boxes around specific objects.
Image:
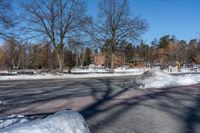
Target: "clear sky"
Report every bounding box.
[86,0,200,43]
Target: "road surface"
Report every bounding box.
[0,76,200,133]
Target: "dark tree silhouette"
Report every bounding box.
[0,0,15,39]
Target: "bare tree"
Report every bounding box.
[0,0,16,39]
[67,31,91,67]
[3,38,24,72]
[0,47,6,69]
[68,38,86,67]
[20,0,87,72]
[85,0,148,72]
[175,40,187,64]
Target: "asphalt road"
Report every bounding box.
[0,76,200,133]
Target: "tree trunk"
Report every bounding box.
[76,55,79,66]
[57,54,64,73]
[68,68,71,73]
[110,52,115,73]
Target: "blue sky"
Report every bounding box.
[86,0,200,43]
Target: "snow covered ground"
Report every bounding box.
[114,67,148,73]
[70,67,110,73]
[0,67,199,81]
[0,72,144,81]
[71,67,148,73]
[164,67,200,74]
[135,68,200,89]
[0,115,28,129]
[0,68,148,81]
[0,110,90,133]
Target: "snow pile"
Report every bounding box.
[135,68,200,88]
[0,110,90,133]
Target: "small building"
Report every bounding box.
[93,52,123,67]
[128,57,145,68]
[94,52,105,66]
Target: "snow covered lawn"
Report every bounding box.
[0,110,90,133]
[0,68,148,81]
[0,72,142,81]
[135,69,200,89]
[71,67,148,73]
[70,67,110,73]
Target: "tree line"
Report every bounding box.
[1,35,199,72]
[105,35,200,68]
[0,38,92,73]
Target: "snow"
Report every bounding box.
[0,71,9,74]
[0,68,148,81]
[135,68,200,88]
[1,67,199,82]
[114,67,148,73]
[0,115,28,129]
[71,67,148,73]
[71,67,109,73]
[164,67,200,74]
[0,100,7,105]
[0,72,144,81]
[0,110,90,133]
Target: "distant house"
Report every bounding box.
[93,52,123,67]
[128,57,145,67]
[94,52,105,66]
[94,52,145,68]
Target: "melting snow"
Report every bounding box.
[135,68,200,88]
[0,110,90,133]
[0,115,28,129]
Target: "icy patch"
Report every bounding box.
[0,110,90,133]
[135,68,200,88]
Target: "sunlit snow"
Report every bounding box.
[135,69,200,88]
[0,110,90,133]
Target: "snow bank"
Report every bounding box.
[0,110,90,133]
[0,68,148,81]
[135,68,200,88]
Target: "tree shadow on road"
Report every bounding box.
[79,80,200,133]
[1,79,200,133]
